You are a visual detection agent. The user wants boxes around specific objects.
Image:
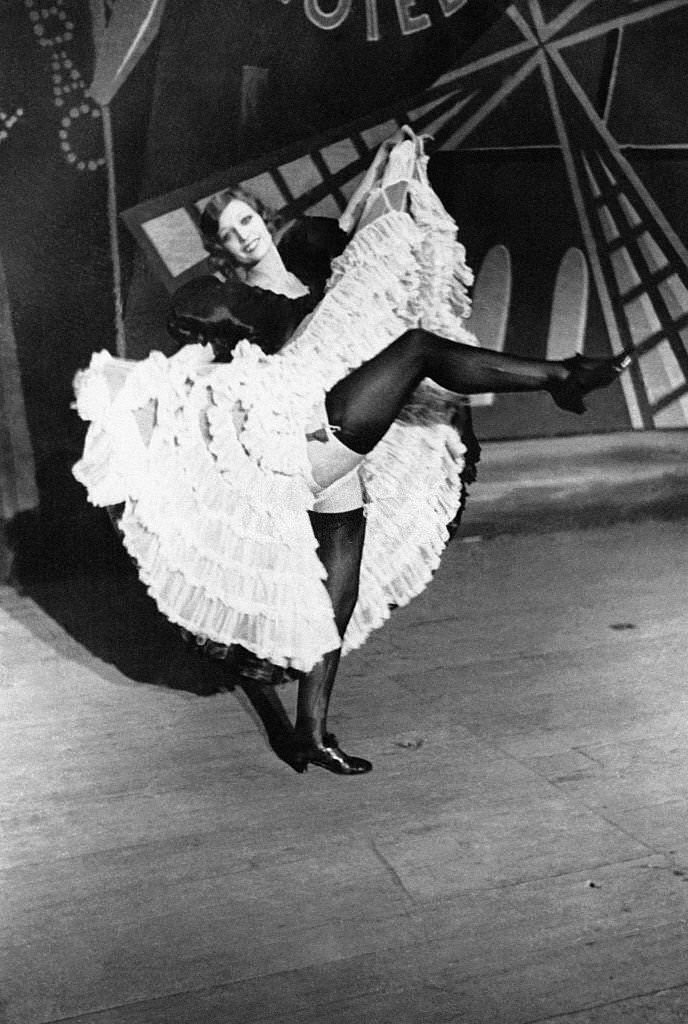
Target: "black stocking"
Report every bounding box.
[325,328,567,455]
[295,507,366,745]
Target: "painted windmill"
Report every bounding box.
[414,0,688,429]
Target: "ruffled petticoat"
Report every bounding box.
[73,142,478,673]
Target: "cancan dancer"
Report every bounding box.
[73,129,631,775]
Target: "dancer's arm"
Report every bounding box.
[339,125,418,234]
[277,217,347,291]
[167,273,317,359]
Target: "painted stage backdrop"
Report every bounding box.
[1,0,687,571]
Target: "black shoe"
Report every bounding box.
[293,733,373,775]
[549,350,632,414]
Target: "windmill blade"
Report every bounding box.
[542,44,688,427]
[90,0,168,107]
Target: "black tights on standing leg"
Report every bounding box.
[293,506,372,774]
[295,507,364,745]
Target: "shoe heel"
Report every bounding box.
[551,352,630,415]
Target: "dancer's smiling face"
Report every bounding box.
[218,199,273,267]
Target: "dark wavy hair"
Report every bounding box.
[199,185,281,276]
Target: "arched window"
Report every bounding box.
[546,247,589,362]
[469,244,510,407]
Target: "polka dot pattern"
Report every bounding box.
[25,0,105,172]
[0,108,25,144]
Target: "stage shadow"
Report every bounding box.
[5,497,303,772]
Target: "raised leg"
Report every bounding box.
[325,328,630,455]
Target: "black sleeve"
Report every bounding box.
[167,274,316,360]
[277,217,348,293]
[167,276,251,361]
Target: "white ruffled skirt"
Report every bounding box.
[73,153,478,672]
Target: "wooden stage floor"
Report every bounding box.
[2,519,688,1023]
